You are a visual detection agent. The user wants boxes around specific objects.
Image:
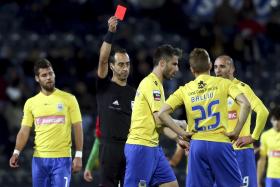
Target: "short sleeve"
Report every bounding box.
[69,96,82,125]
[142,80,164,113]
[166,87,184,111]
[228,81,242,99]
[21,99,34,127]
[259,133,268,157]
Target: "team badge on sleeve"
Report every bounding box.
[153,90,161,101]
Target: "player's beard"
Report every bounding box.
[216,70,231,79]
[41,82,55,92]
[163,68,175,80]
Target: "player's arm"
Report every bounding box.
[257,154,267,187]
[72,122,83,173]
[9,125,31,168]
[169,144,185,167]
[97,16,118,78]
[251,101,269,141]
[84,138,100,182]
[154,111,188,139]
[158,104,193,141]
[257,133,267,187]
[227,93,251,140]
[236,98,269,147]
[157,119,187,140]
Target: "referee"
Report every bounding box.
[84,16,136,187]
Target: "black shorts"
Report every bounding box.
[99,141,126,187]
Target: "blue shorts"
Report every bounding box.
[32,157,72,187]
[266,178,280,187]
[235,148,257,187]
[187,140,242,187]
[124,144,176,187]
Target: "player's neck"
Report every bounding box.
[194,71,209,78]
[229,76,235,80]
[111,77,127,86]
[41,88,56,96]
[273,126,280,132]
[152,68,163,83]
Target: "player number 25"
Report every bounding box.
[192,100,220,131]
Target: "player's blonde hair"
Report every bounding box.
[189,48,211,73]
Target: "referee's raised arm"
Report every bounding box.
[97,16,118,79]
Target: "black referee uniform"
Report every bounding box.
[96,76,136,187]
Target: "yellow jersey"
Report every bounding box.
[227,78,268,149]
[22,89,82,158]
[260,128,280,178]
[127,73,164,147]
[166,74,242,142]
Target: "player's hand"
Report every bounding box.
[9,154,19,168]
[83,169,93,182]
[224,130,239,141]
[177,138,190,150]
[235,135,255,148]
[179,131,193,142]
[179,120,187,130]
[72,157,82,173]
[108,16,118,32]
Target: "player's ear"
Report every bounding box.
[208,61,212,71]
[159,59,166,68]
[109,63,114,71]
[230,64,235,74]
[190,67,195,74]
[35,76,39,82]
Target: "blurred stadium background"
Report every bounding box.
[0,0,280,186]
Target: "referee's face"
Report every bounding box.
[112,52,130,81]
[36,67,55,92]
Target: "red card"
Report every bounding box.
[114,5,127,21]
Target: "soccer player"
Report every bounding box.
[125,44,190,187]
[159,48,251,187]
[257,106,280,187]
[83,116,101,182]
[9,59,83,187]
[214,55,269,187]
[84,16,136,187]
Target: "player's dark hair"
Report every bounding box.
[34,59,53,76]
[110,48,128,64]
[189,48,211,73]
[271,106,280,120]
[153,44,182,66]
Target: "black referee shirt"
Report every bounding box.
[96,77,136,143]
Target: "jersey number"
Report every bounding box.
[64,177,68,187]
[192,100,220,131]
